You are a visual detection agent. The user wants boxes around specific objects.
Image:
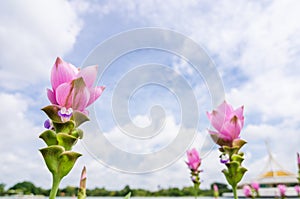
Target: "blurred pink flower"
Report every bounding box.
[186,148,201,171]
[213,184,219,192]
[47,57,105,114]
[297,153,300,167]
[251,182,260,192]
[207,101,244,146]
[295,185,300,195]
[213,184,219,198]
[80,166,87,190]
[278,184,286,197]
[243,185,252,197]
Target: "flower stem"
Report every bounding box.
[49,174,61,199]
[232,185,238,199]
[193,183,199,199]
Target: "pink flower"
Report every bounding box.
[295,185,300,195]
[80,166,87,190]
[186,148,201,171]
[207,101,244,146]
[251,182,260,192]
[278,184,286,197]
[47,57,105,114]
[213,184,219,192]
[213,184,219,198]
[297,153,300,168]
[243,185,252,197]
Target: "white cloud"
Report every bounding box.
[0,0,83,90]
[87,0,300,189]
[0,92,50,187]
[63,113,221,189]
[2,0,300,191]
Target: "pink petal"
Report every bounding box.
[222,117,242,140]
[206,111,213,121]
[77,65,98,88]
[234,105,244,119]
[56,82,73,108]
[209,110,225,132]
[87,86,105,107]
[233,106,244,127]
[72,77,90,112]
[47,88,57,104]
[219,101,234,120]
[51,57,78,90]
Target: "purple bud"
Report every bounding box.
[220,153,230,164]
[58,107,73,122]
[191,176,197,184]
[44,119,52,129]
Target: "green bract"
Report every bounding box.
[42,105,89,127]
[40,105,89,199]
[220,139,248,197]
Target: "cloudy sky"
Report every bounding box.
[0,0,300,191]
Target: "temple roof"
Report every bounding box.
[260,170,295,178]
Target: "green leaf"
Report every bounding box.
[41,105,62,123]
[71,111,89,127]
[57,151,81,179]
[210,134,232,147]
[232,139,247,149]
[236,167,248,183]
[124,192,131,199]
[224,161,247,186]
[39,130,57,146]
[56,133,78,151]
[226,161,239,175]
[71,128,84,139]
[231,154,244,164]
[223,146,239,157]
[78,189,86,199]
[53,120,75,134]
[39,145,64,174]
[222,168,235,187]
[234,166,247,185]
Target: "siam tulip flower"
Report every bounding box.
[243,185,252,198]
[207,101,247,199]
[186,148,201,171]
[297,153,300,169]
[278,184,286,198]
[295,185,300,196]
[78,166,87,199]
[213,184,219,199]
[251,182,260,198]
[80,166,87,190]
[213,184,219,192]
[40,57,105,199]
[207,101,244,147]
[251,182,259,192]
[186,148,202,199]
[297,153,300,184]
[47,57,105,114]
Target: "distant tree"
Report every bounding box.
[0,183,6,196]
[119,185,131,196]
[9,181,36,195]
[60,186,77,196]
[8,181,47,195]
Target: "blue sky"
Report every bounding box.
[0,0,300,191]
